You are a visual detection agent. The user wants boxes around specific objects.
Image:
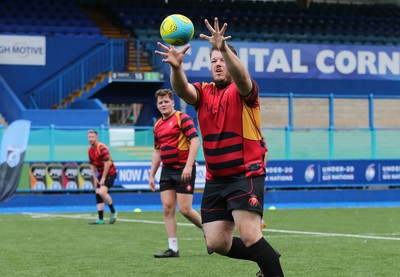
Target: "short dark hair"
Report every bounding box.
[88,129,98,135]
[210,44,237,57]
[155,89,174,100]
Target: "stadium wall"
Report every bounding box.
[1,189,400,212]
[0,75,109,125]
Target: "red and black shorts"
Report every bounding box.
[159,166,196,194]
[201,175,265,224]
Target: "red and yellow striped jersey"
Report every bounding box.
[193,79,266,180]
[154,111,198,168]
[88,142,116,176]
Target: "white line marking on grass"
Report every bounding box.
[180,238,202,241]
[28,213,94,219]
[266,228,400,241]
[23,213,400,241]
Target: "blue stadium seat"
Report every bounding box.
[0,0,104,37]
[2,0,400,45]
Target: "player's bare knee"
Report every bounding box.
[98,190,107,198]
[178,206,191,217]
[163,206,175,217]
[206,237,230,254]
[239,230,262,247]
[236,219,263,246]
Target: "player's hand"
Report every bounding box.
[181,166,192,183]
[199,17,231,51]
[99,177,105,186]
[148,177,157,192]
[155,42,190,69]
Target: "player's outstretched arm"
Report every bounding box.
[200,17,253,96]
[155,42,197,104]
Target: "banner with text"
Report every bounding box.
[182,41,400,81]
[115,161,206,190]
[265,160,400,188]
[28,161,207,191]
[0,35,46,65]
[30,162,93,190]
[28,160,400,190]
[115,160,400,189]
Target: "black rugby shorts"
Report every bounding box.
[96,174,116,189]
[201,175,265,224]
[159,166,196,194]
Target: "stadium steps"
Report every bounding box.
[52,72,111,109]
[82,5,152,72]
[127,40,153,72]
[81,5,130,39]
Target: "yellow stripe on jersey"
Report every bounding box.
[178,132,190,151]
[241,101,262,141]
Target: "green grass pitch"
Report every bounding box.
[1,208,399,277]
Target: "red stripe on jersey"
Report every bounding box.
[193,80,265,180]
[203,134,244,156]
[88,142,116,176]
[154,111,198,168]
[206,151,244,166]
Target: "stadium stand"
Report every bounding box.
[0,0,399,195]
[105,0,400,45]
[2,0,400,44]
[1,0,400,128]
[0,0,105,38]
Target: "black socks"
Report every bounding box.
[248,238,284,277]
[226,237,255,260]
[226,237,284,277]
[108,204,115,213]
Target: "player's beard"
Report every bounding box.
[213,74,232,89]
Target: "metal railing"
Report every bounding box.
[27,39,126,109]
[1,126,397,163]
[259,92,400,160]
[261,92,400,131]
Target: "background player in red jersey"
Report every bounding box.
[149,89,203,258]
[87,130,117,225]
[155,18,284,276]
